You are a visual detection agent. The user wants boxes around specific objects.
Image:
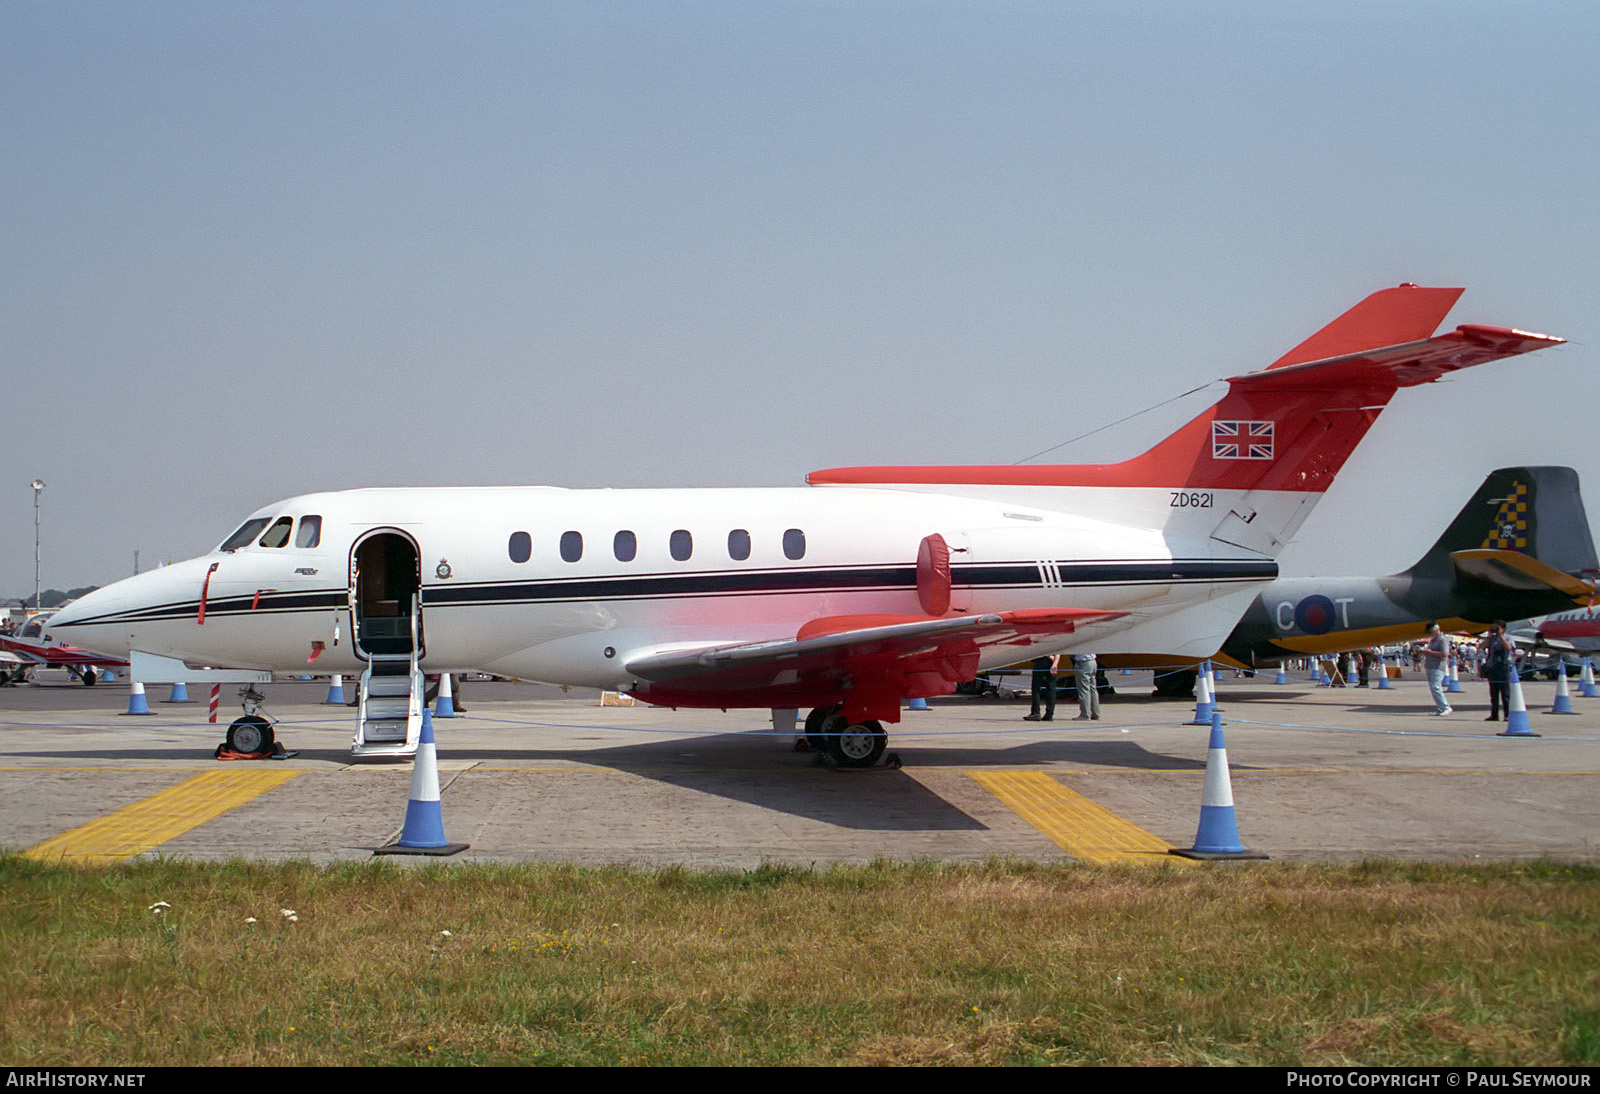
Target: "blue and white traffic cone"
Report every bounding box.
[122,681,153,716]
[1213,667,1224,684]
[324,674,346,704]
[379,712,468,855]
[165,682,192,703]
[1187,662,1216,725]
[1173,710,1266,859]
[434,673,456,718]
[1376,652,1394,690]
[1273,665,1286,685]
[1446,657,1462,693]
[907,696,929,710]
[1550,663,1576,714]
[1500,666,1539,737]
[1580,658,1598,699]
[1308,660,1320,682]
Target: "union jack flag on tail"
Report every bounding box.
[1211,420,1274,460]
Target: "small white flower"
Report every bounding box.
[439,930,452,938]
[149,901,171,912]
[280,908,297,918]
[286,914,299,923]
[244,917,258,924]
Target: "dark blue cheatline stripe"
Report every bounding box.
[423,558,1277,608]
[424,565,914,606]
[64,558,1278,626]
[955,559,1277,587]
[58,590,348,628]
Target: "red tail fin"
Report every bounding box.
[809,287,1561,494]
[1268,284,1462,368]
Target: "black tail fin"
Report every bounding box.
[1401,467,1597,583]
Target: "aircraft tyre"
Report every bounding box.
[827,720,887,768]
[1153,669,1196,699]
[226,715,275,754]
[81,667,97,686]
[804,707,841,752]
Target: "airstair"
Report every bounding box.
[351,593,424,759]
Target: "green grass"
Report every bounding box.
[2,856,1596,1065]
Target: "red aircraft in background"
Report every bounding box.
[1,611,128,686]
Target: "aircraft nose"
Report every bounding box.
[42,583,124,642]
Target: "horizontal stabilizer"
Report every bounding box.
[1449,550,1596,600]
[1230,325,1564,391]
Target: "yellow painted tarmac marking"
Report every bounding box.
[969,770,1182,864]
[22,769,305,865]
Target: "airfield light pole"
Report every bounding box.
[31,479,44,611]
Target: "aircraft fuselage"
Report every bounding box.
[49,484,1279,696]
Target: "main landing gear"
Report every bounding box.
[803,707,888,768]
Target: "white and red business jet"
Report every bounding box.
[46,286,1563,763]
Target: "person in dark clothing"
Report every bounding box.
[1480,622,1515,721]
[1026,655,1057,721]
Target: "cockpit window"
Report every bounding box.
[259,517,294,548]
[295,516,322,548]
[220,517,272,552]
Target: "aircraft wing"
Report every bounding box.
[1449,549,1596,600]
[624,608,1126,713]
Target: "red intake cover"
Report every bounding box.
[917,533,952,616]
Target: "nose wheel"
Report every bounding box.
[225,714,276,754]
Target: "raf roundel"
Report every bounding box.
[1293,594,1337,635]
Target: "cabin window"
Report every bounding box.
[259,517,294,549]
[508,531,532,564]
[295,516,322,549]
[670,529,693,561]
[614,530,636,562]
[783,528,806,560]
[220,517,271,552]
[728,528,751,561]
[560,531,583,563]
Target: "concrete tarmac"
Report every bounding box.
[2,669,1596,867]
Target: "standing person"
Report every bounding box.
[1356,649,1371,688]
[1073,652,1100,720]
[1480,622,1515,722]
[1026,655,1057,721]
[1421,622,1452,715]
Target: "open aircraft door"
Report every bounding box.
[349,529,425,661]
[348,529,426,758]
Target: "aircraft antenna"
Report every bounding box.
[1010,382,1219,465]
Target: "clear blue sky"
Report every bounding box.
[5,1,1597,596]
